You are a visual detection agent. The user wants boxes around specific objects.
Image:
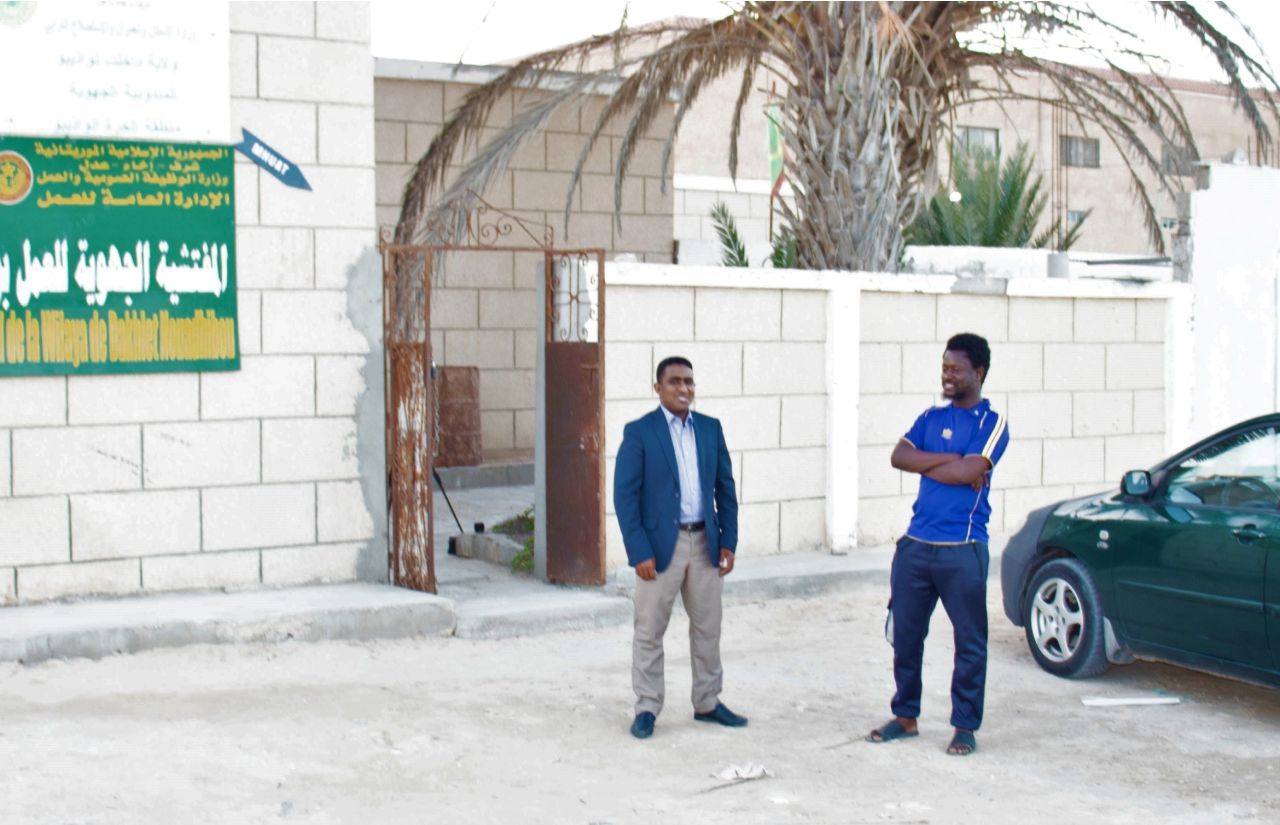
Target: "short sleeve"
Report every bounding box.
[965,408,1009,468]
[902,410,929,449]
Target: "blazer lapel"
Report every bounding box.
[651,408,679,480]
[690,412,711,489]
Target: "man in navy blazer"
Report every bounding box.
[614,355,745,739]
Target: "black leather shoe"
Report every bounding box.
[630,711,655,739]
[694,702,748,727]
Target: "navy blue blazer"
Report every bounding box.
[613,407,739,573]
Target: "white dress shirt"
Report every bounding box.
[661,405,703,524]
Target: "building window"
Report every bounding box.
[1060,135,1100,168]
[957,126,999,155]
[1162,143,1198,176]
[1068,210,1089,226]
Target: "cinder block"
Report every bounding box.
[478,369,534,411]
[19,559,140,602]
[68,374,198,425]
[231,98,317,164]
[263,418,359,482]
[985,343,1043,393]
[1133,390,1164,434]
[996,438,1042,488]
[1003,485,1076,531]
[262,542,362,585]
[901,342,945,393]
[740,447,825,503]
[578,98,631,139]
[781,291,825,342]
[1042,437,1105,485]
[230,1,314,35]
[375,120,406,163]
[14,426,140,495]
[860,393,937,445]
[315,229,374,289]
[860,343,902,393]
[0,430,8,496]
[860,444,903,497]
[1005,391,1072,438]
[441,251,514,289]
[605,399,658,458]
[1135,300,1167,343]
[480,410,514,451]
[1009,297,1073,342]
[707,396,780,451]
[258,37,372,105]
[559,212,616,249]
[315,1,370,42]
[317,481,376,543]
[546,132,609,173]
[376,161,412,208]
[781,395,826,448]
[236,227,315,291]
[742,342,825,395]
[503,132,546,171]
[618,137,667,178]
[317,355,369,416]
[262,291,370,354]
[856,494,915,546]
[608,287,693,341]
[605,343,653,400]
[1043,344,1106,391]
[581,173,644,214]
[234,161,259,226]
[229,33,257,98]
[1074,299,1136,343]
[861,292,936,343]
[514,329,537,369]
[239,290,262,355]
[512,170,578,212]
[0,568,13,605]
[1105,343,1164,390]
[444,83,511,126]
[781,498,826,552]
[375,78,444,124]
[144,420,260,488]
[614,215,675,255]
[736,501,780,556]
[201,355,315,419]
[673,213,702,243]
[0,497,69,566]
[478,289,538,330]
[1105,433,1165,482]
[431,288,479,330]
[143,550,261,592]
[937,294,1008,342]
[0,377,65,427]
[694,288,781,341]
[1073,391,1134,437]
[260,167,375,229]
[72,490,200,560]
[514,409,535,449]
[664,343,742,397]
[512,251,544,291]
[444,329,514,369]
[644,178,673,216]
[203,483,316,551]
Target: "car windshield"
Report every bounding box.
[1164,425,1280,509]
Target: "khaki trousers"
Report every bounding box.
[632,529,723,716]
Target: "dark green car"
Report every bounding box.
[1001,414,1280,686]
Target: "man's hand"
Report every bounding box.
[635,559,657,581]
[718,549,735,577]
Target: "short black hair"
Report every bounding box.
[656,355,693,382]
[945,333,991,381]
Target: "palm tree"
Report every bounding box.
[396,2,1279,273]
[907,142,1088,250]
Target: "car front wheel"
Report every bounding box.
[1023,557,1110,678]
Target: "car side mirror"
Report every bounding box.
[1121,470,1152,497]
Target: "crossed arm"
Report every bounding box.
[891,440,990,489]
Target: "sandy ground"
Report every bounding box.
[3,580,1279,825]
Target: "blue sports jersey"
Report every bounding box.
[902,398,1010,544]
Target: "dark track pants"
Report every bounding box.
[889,536,989,731]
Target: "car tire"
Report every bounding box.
[1022,557,1110,679]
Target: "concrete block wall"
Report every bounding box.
[857,290,1170,544]
[374,61,675,457]
[0,2,383,605]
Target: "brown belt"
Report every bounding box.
[678,521,706,532]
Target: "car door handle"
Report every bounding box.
[1232,525,1267,542]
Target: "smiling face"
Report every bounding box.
[655,362,695,419]
[941,349,985,407]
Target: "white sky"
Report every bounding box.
[370,0,1280,86]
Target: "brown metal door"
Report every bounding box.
[544,250,606,585]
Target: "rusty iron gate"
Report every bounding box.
[379,204,606,593]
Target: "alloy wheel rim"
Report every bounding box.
[1030,576,1085,663]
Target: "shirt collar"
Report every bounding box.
[660,404,692,428]
[950,397,990,416]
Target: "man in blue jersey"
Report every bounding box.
[866,332,1009,756]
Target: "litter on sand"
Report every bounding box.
[1081,696,1182,707]
[714,763,772,781]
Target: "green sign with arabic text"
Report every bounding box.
[0,134,238,375]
